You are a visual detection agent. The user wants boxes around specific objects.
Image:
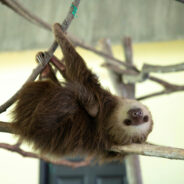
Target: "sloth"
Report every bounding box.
[11,23,153,161]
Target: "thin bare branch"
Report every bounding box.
[101,63,129,75]
[0,121,12,133]
[0,0,81,113]
[2,0,184,87]
[137,76,184,100]
[176,0,184,4]
[112,143,184,160]
[149,76,182,89]
[103,59,184,100]
[75,39,134,68]
[121,62,184,84]
[142,62,184,73]
[0,0,51,31]
[137,86,184,101]
[137,91,166,101]
[0,0,139,70]
[0,142,91,168]
[103,60,184,100]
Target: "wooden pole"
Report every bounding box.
[102,37,142,184]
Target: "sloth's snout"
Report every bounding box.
[124,108,148,126]
[128,108,143,120]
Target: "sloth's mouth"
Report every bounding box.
[123,115,149,126]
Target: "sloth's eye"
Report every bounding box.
[124,119,132,126]
[143,115,149,122]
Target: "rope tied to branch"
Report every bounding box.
[71,3,78,17]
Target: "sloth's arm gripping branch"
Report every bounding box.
[0,0,81,114]
[53,23,100,88]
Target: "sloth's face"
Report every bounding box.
[107,98,153,145]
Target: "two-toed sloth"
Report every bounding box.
[11,23,153,161]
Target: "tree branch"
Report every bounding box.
[74,39,133,68]
[0,121,12,133]
[1,121,184,161]
[176,0,184,4]
[149,76,182,89]
[0,0,51,31]
[1,0,184,168]
[2,0,184,102]
[137,76,184,100]
[122,61,184,84]
[0,0,139,70]
[101,38,125,94]
[142,62,184,73]
[122,37,142,184]
[137,91,166,101]
[111,143,184,160]
[0,142,91,168]
[0,0,81,113]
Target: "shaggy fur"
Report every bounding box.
[12,23,153,161]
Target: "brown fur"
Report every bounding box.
[12,23,153,161]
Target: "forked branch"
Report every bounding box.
[137,76,184,100]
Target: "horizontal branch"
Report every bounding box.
[111,143,184,160]
[74,39,133,68]
[142,62,184,73]
[0,142,91,168]
[1,122,184,161]
[103,60,184,100]
[0,121,12,133]
[122,62,184,84]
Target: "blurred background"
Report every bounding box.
[0,0,184,184]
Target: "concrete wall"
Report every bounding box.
[0,0,184,51]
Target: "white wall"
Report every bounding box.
[0,40,184,183]
[0,51,39,184]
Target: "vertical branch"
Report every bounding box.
[122,37,142,184]
[122,37,135,97]
[101,39,124,95]
[102,37,142,184]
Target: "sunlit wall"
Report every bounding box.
[0,40,184,184]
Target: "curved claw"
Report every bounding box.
[35,51,51,66]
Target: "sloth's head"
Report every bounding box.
[107,97,153,145]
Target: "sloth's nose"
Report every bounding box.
[128,108,143,119]
[124,108,148,126]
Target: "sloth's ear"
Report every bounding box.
[85,103,99,118]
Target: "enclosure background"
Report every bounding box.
[0,0,184,50]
